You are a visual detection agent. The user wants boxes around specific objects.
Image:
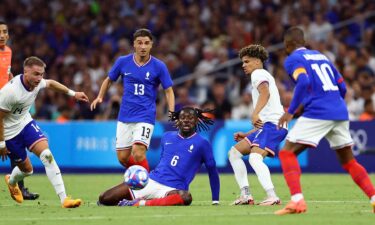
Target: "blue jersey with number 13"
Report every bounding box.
[284,48,348,120]
[108,54,173,124]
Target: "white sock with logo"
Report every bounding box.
[40,149,66,203]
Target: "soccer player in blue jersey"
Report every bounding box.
[229,44,287,206]
[97,107,220,206]
[91,28,175,172]
[275,27,375,215]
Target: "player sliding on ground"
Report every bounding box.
[275,27,375,215]
[0,56,88,208]
[98,107,220,206]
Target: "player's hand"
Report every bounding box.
[252,114,263,129]
[75,92,89,103]
[212,201,219,205]
[0,147,10,161]
[278,112,293,129]
[90,97,103,111]
[234,132,246,142]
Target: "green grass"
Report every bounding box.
[0,173,374,225]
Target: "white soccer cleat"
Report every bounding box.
[257,197,281,206]
[231,195,254,205]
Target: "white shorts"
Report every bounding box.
[116,122,154,150]
[287,117,353,149]
[131,178,176,199]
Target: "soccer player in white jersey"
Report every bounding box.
[0,56,88,207]
[228,44,287,206]
[90,28,175,172]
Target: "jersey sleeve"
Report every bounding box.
[39,79,47,89]
[0,88,14,112]
[158,62,173,89]
[108,57,124,82]
[251,70,269,89]
[329,61,346,98]
[284,55,307,81]
[201,140,220,201]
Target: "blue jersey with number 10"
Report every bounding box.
[284,48,348,120]
[108,54,173,124]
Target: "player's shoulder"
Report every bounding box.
[5,46,12,53]
[150,55,167,67]
[115,54,133,63]
[252,68,271,78]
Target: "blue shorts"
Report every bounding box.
[245,122,288,157]
[6,120,47,163]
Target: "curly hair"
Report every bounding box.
[238,44,269,64]
[169,107,215,132]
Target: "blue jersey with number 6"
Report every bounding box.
[149,131,220,201]
[284,48,348,120]
[108,54,173,124]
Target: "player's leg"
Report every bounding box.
[249,147,280,205]
[10,159,39,200]
[228,139,253,205]
[327,121,375,212]
[248,123,287,205]
[31,140,81,208]
[115,122,133,167]
[98,182,133,206]
[118,179,189,207]
[128,123,155,172]
[5,158,33,203]
[5,136,35,203]
[276,118,335,215]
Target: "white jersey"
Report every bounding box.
[250,69,284,125]
[0,75,46,140]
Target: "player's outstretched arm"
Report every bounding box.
[91,77,113,111]
[45,80,89,102]
[0,110,10,161]
[164,87,175,113]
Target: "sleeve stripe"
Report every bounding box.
[256,81,269,88]
[292,68,307,80]
[337,77,344,83]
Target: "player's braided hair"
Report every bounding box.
[169,107,215,132]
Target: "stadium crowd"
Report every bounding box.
[1,0,374,121]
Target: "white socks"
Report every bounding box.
[40,149,67,203]
[249,153,277,198]
[9,166,32,186]
[228,147,250,191]
[291,193,304,202]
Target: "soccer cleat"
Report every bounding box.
[22,188,40,200]
[5,174,23,203]
[62,196,82,208]
[257,197,281,206]
[231,195,254,205]
[118,198,141,207]
[274,199,307,215]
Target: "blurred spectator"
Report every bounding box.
[359,99,375,121]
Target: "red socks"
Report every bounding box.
[343,159,375,198]
[139,194,184,206]
[279,150,302,195]
[126,155,150,172]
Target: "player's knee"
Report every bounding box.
[228,147,242,161]
[249,153,263,166]
[132,149,146,162]
[98,191,111,206]
[180,191,192,206]
[39,149,54,165]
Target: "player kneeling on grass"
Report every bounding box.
[0,56,88,208]
[98,107,220,206]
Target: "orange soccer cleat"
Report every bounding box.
[5,174,23,203]
[274,199,307,215]
[62,196,82,208]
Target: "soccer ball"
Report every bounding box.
[124,165,149,190]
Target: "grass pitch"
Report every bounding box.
[0,173,373,225]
